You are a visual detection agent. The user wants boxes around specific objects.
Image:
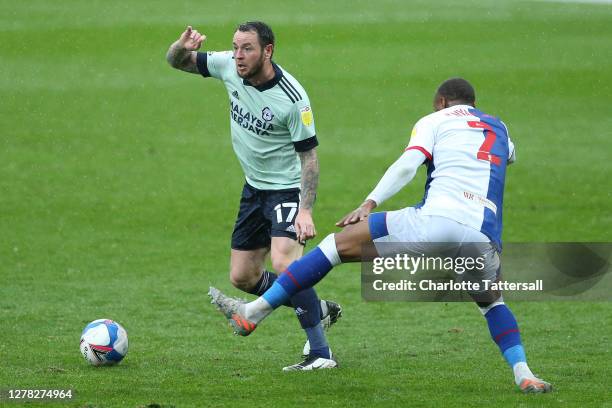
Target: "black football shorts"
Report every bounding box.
[231,182,300,250]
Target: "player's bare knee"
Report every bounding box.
[335,230,359,258]
[229,274,249,291]
[229,269,259,292]
[334,220,374,261]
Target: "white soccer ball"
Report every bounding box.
[80,319,128,366]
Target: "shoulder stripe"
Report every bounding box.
[280,77,302,102]
[280,77,302,100]
[405,146,432,161]
[278,81,297,103]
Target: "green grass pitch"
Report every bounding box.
[1,0,611,406]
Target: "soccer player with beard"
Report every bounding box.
[166,22,341,370]
[209,78,553,392]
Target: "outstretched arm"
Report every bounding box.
[166,26,206,74]
[295,148,319,242]
[336,149,426,227]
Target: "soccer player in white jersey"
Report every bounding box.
[166,21,341,370]
[210,78,553,391]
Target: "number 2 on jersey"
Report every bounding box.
[467,121,501,165]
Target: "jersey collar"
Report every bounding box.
[242,62,283,92]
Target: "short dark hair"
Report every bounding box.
[437,77,475,105]
[236,21,275,55]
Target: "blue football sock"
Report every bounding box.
[484,304,526,367]
[503,344,527,367]
[248,270,292,307]
[262,246,335,310]
[289,287,329,357]
[305,323,330,359]
[290,287,322,329]
[262,281,291,309]
[275,247,334,298]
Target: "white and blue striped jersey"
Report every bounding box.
[406,105,515,249]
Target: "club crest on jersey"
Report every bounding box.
[300,106,313,127]
[262,107,274,122]
[230,101,275,135]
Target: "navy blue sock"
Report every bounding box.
[485,304,526,366]
[290,287,329,358]
[305,324,330,359]
[248,270,292,307]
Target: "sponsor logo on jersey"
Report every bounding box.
[285,225,296,233]
[462,191,498,214]
[300,106,313,127]
[231,90,239,100]
[230,100,274,136]
[262,107,274,121]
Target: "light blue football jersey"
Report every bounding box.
[196,51,318,190]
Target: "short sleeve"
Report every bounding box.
[196,51,234,79]
[508,136,516,164]
[405,117,435,161]
[288,97,318,152]
[501,120,516,164]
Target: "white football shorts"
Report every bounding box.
[368,207,500,290]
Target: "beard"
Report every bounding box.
[237,53,265,80]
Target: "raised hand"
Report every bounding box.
[179,26,206,51]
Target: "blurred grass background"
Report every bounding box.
[1,0,610,406]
